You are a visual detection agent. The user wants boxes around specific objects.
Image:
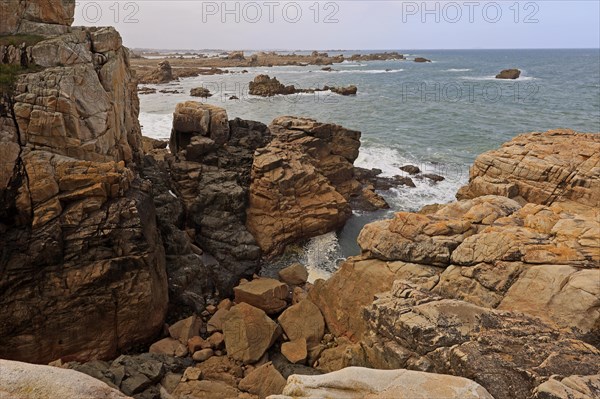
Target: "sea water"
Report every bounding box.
[139,49,600,279]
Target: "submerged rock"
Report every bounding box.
[400,164,420,174]
[190,86,212,97]
[329,85,357,95]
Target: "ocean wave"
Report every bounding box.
[445,68,471,72]
[301,231,343,282]
[247,90,335,99]
[336,69,404,74]
[355,145,467,212]
[355,146,405,177]
[139,112,172,139]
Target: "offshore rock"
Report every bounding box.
[247,116,389,256]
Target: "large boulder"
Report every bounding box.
[170,101,230,150]
[222,303,280,364]
[234,278,289,314]
[278,263,309,285]
[309,258,441,340]
[533,375,600,399]
[0,359,131,399]
[268,367,494,399]
[278,299,325,348]
[239,362,287,398]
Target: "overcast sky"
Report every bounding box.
[73,1,600,50]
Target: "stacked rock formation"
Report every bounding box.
[160,102,270,302]
[305,129,600,399]
[246,116,389,256]
[0,3,167,364]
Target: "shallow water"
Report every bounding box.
[139,48,600,279]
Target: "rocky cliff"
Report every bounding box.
[0,1,167,363]
[246,116,390,256]
[0,0,75,36]
[308,130,600,399]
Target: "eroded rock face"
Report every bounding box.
[0,11,166,363]
[8,27,142,164]
[246,116,389,256]
[0,153,168,363]
[533,375,600,399]
[162,103,270,298]
[456,130,600,207]
[307,130,600,398]
[0,0,76,36]
[269,367,494,399]
[362,282,600,399]
[355,197,600,340]
[309,258,441,340]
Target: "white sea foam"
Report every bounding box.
[355,145,467,212]
[139,112,172,140]
[301,231,343,283]
[336,69,403,74]
[445,68,471,72]
[355,146,405,177]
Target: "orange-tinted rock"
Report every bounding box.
[234,278,289,314]
[456,130,600,208]
[222,303,280,364]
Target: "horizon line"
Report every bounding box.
[131,47,600,51]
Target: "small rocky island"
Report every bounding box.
[248,74,357,97]
[496,68,521,79]
[0,2,599,399]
